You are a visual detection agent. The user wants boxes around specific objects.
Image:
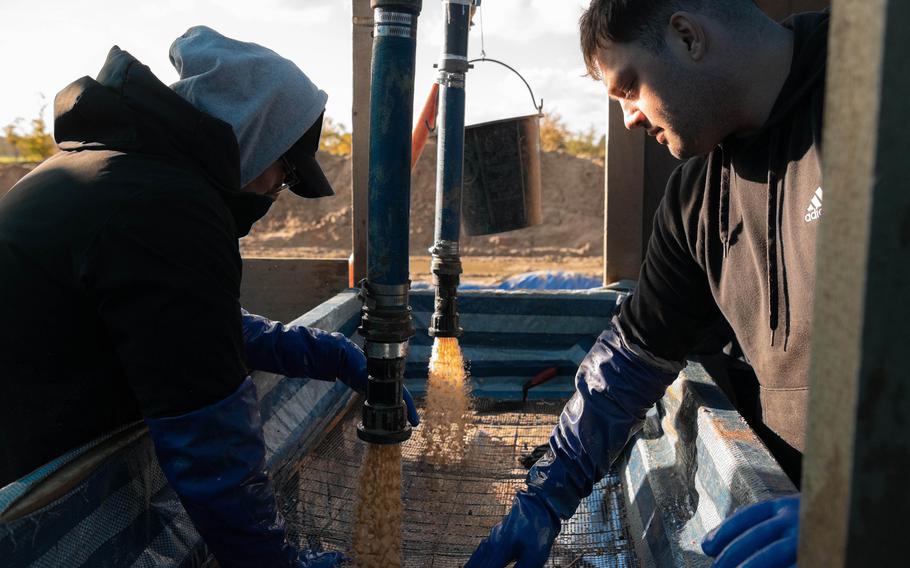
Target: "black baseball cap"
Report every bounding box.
[282,111,335,198]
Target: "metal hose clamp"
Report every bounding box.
[365,341,410,360]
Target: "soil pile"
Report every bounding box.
[243,138,605,258]
[0,144,606,259]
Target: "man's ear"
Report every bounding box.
[668,12,706,61]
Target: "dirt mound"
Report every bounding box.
[243,138,604,258]
[0,145,606,260]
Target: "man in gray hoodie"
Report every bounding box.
[0,26,417,567]
[468,1,827,567]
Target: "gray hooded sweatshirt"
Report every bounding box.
[169,25,328,188]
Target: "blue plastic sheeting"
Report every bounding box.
[1,288,796,568]
[620,364,797,567]
[406,289,621,399]
[496,271,602,290]
[412,270,602,291]
[0,421,139,517]
[0,424,207,568]
[0,289,624,567]
[0,293,360,568]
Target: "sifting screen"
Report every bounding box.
[285,398,639,567]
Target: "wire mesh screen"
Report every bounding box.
[288,397,639,567]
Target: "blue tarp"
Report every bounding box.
[413,270,602,291]
[1,288,795,568]
[496,271,602,290]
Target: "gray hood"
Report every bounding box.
[169,25,328,188]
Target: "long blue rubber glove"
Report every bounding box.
[146,377,346,568]
[466,324,681,568]
[702,494,800,568]
[242,309,419,427]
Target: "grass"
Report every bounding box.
[0,156,38,164]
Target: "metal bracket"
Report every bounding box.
[371,0,422,11]
[429,240,460,258]
[365,341,410,360]
[436,70,465,89]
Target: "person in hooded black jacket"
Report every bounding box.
[469,2,828,568]
[0,26,417,568]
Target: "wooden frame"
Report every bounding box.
[799,0,909,564]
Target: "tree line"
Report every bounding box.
[2,107,603,163]
[3,104,57,162]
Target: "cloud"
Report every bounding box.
[218,0,342,25]
[463,63,605,135]
[0,0,603,137]
[475,0,590,40]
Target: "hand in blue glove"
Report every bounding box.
[297,549,348,567]
[326,330,420,428]
[465,491,561,568]
[242,310,419,426]
[467,323,682,568]
[702,494,800,568]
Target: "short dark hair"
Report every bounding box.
[579,0,754,79]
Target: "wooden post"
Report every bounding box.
[602,99,679,285]
[799,0,910,565]
[240,259,349,322]
[351,0,372,284]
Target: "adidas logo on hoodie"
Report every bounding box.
[805,186,823,223]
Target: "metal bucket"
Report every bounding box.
[462,113,543,236]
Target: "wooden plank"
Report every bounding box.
[603,99,679,284]
[799,0,910,565]
[241,258,349,323]
[351,0,372,285]
[604,99,644,284]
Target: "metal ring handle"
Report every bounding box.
[468,57,543,116]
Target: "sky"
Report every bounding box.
[0,0,607,137]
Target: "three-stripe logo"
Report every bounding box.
[805,186,823,223]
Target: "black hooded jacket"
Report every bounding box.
[0,47,274,485]
[617,11,830,453]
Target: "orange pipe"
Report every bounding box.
[411,82,439,171]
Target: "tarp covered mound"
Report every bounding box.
[494,271,602,290]
[414,270,602,291]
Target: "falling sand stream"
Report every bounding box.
[352,337,471,567]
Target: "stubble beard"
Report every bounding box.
[657,62,730,160]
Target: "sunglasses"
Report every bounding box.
[278,154,300,192]
[275,112,325,194]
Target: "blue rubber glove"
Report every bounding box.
[467,323,682,568]
[298,550,347,567]
[242,309,419,427]
[146,377,346,568]
[702,494,800,568]
[467,492,561,568]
